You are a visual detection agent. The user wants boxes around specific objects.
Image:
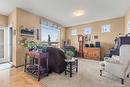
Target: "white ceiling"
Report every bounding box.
[0,0,130,27]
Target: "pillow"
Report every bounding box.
[105,56,120,64]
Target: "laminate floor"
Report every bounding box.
[0,67,45,87]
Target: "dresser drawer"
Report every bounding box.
[83,48,100,61]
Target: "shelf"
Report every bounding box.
[21,34,35,37]
[42,42,59,44]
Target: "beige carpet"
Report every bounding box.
[40,59,130,87]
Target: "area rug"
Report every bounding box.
[40,59,130,87]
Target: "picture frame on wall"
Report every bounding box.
[84,27,92,42]
[20,25,35,37]
[37,29,40,40]
[85,34,91,42]
[94,35,98,39]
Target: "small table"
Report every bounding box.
[65,58,78,77]
[24,51,48,81]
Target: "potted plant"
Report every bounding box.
[19,38,36,51]
[36,41,47,52]
[65,50,75,60]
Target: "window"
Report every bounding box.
[101,24,111,33]
[71,29,77,36]
[41,25,60,42]
[128,21,130,29]
[84,27,92,35]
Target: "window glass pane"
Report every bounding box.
[128,21,130,29]
[101,24,111,33]
[84,27,92,35]
[71,29,77,36]
[41,25,60,42]
[0,30,4,58]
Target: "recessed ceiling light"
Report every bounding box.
[73,10,85,17]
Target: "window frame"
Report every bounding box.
[71,29,77,36]
[40,25,60,42]
[101,24,111,33]
[84,27,92,35]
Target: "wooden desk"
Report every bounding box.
[83,48,100,61]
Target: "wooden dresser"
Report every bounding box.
[83,48,101,61]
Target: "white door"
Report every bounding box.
[0,27,9,63]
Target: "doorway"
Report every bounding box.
[0,27,13,64]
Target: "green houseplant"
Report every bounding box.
[19,38,47,51]
[19,38,36,51]
[65,50,75,59]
